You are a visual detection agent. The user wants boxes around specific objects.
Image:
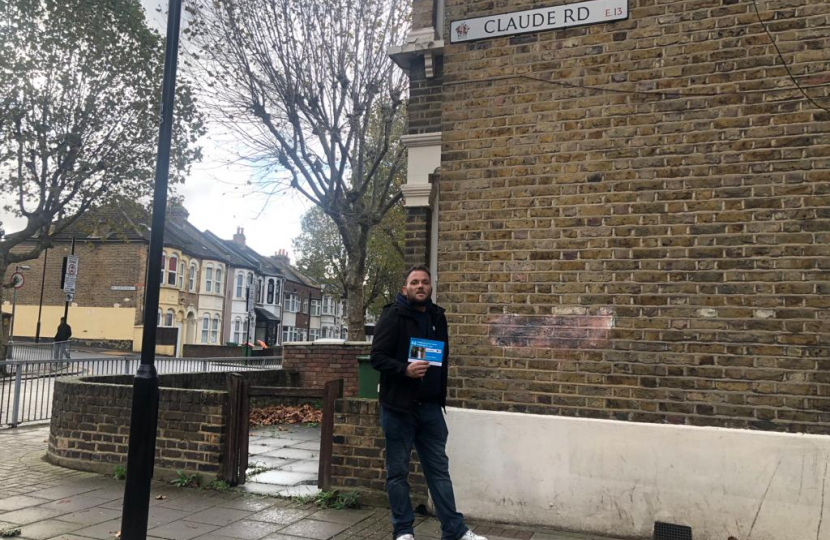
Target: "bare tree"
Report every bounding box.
[187,0,408,340]
[0,0,204,337]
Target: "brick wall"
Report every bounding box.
[5,241,147,324]
[47,370,297,478]
[408,56,444,135]
[412,0,433,31]
[405,207,432,268]
[282,342,369,397]
[432,0,830,434]
[330,398,427,505]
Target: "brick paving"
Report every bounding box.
[0,424,626,540]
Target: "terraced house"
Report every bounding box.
[383,0,830,538]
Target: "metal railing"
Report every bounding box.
[6,340,71,361]
[0,349,282,427]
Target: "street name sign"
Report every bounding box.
[450,0,628,43]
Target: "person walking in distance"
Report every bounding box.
[53,317,72,360]
[371,265,486,540]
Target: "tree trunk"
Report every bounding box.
[344,249,367,342]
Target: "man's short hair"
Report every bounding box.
[403,264,431,284]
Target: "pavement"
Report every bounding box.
[241,425,322,499]
[0,424,627,540]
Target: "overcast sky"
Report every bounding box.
[6,0,307,260]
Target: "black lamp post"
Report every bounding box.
[120,0,182,538]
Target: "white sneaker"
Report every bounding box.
[396,535,415,540]
[459,531,488,540]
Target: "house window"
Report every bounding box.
[189,264,196,291]
[215,268,223,295]
[211,316,219,343]
[311,299,321,316]
[205,266,213,293]
[309,328,320,341]
[267,279,275,304]
[285,293,299,312]
[157,309,162,326]
[322,297,335,315]
[201,315,209,343]
[274,279,281,299]
[165,309,175,327]
[234,317,242,343]
[282,326,301,342]
[167,255,178,286]
[236,273,244,298]
[247,273,254,286]
[302,300,309,314]
[257,278,264,303]
[178,262,184,288]
[160,253,166,284]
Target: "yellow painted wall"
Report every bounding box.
[2,304,136,341]
[132,325,178,357]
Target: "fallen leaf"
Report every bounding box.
[155,494,167,500]
[250,403,322,427]
[114,531,121,539]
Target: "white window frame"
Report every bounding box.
[189,264,196,292]
[165,309,174,327]
[160,253,166,284]
[178,261,184,289]
[311,299,321,316]
[310,328,320,341]
[236,273,244,298]
[201,315,209,343]
[215,267,223,295]
[205,265,213,293]
[233,317,242,343]
[257,278,264,304]
[167,255,178,286]
[285,293,300,313]
[211,315,220,344]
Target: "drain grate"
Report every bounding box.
[654,521,692,540]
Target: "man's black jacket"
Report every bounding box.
[55,323,72,342]
[370,300,449,413]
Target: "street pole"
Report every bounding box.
[9,271,17,342]
[35,248,47,342]
[63,238,75,322]
[120,0,182,538]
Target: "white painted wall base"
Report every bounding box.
[445,408,830,540]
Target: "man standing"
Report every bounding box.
[371,265,486,540]
[53,317,72,360]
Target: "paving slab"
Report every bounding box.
[277,518,351,540]
[279,461,319,474]
[147,507,196,528]
[0,505,70,525]
[148,519,220,540]
[247,470,317,487]
[155,495,221,513]
[67,518,123,540]
[185,507,254,527]
[24,484,97,501]
[214,497,278,512]
[248,506,311,525]
[307,508,375,526]
[13,518,84,540]
[290,442,321,451]
[39,495,113,513]
[56,507,121,526]
[209,519,287,539]
[0,496,51,512]
[261,448,318,461]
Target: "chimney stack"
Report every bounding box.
[232,227,246,246]
[168,204,189,226]
[274,248,290,266]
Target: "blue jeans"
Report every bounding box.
[380,403,468,540]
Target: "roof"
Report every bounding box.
[254,307,280,322]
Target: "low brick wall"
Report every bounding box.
[283,342,369,398]
[331,398,427,506]
[47,370,298,480]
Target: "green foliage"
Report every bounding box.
[205,479,231,492]
[295,490,360,510]
[0,528,21,538]
[113,464,127,480]
[0,0,205,288]
[170,469,201,488]
[293,204,405,318]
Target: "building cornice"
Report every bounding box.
[388,27,444,78]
